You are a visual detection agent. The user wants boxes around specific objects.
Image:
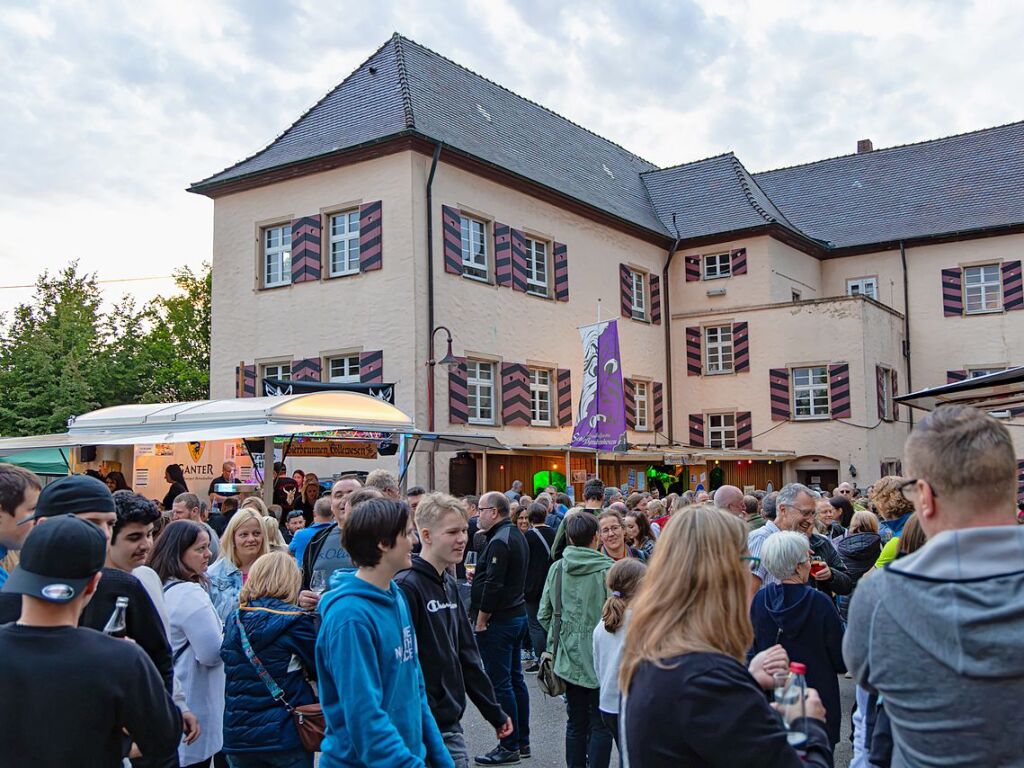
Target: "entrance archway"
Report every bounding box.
[792,455,840,494]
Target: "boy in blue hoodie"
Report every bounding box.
[316,497,454,768]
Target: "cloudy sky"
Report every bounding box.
[1,0,1021,314]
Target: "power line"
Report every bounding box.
[0,275,175,290]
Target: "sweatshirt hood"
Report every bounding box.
[762,582,815,635]
[882,524,1024,677]
[562,545,614,575]
[320,569,399,615]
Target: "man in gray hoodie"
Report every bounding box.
[844,405,1024,767]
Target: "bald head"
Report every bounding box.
[713,485,746,519]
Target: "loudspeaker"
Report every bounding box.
[449,452,477,496]
[80,445,97,463]
[378,439,399,456]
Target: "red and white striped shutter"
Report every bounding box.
[891,369,899,421]
[359,351,383,384]
[494,223,512,287]
[828,363,851,419]
[649,274,662,324]
[769,369,791,421]
[501,363,530,426]
[624,379,636,430]
[733,322,749,372]
[358,201,383,272]
[448,357,469,424]
[619,264,632,317]
[290,216,322,283]
[947,370,968,383]
[556,369,572,426]
[685,255,701,282]
[236,364,257,398]
[510,230,529,292]
[688,414,704,447]
[686,327,702,376]
[653,382,664,433]
[442,206,463,275]
[1002,260,1023,311]
[553,242,569,301]
[730,248,748,275]
[292,358,322,382]
[875,366,886,421]
[941,268,963,316]
[736,411,752,449]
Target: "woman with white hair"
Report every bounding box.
[750,531,846,748]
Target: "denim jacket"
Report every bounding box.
[207,557,242,624]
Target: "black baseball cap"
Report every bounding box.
[3,515,106,602]
[19,474,115,525]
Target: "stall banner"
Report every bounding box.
[571,320,628,451]
[134,440,254,501]
[285,441,378,459]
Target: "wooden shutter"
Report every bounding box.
[891,370,899,421]
[501,363,530,426]
[732,322,749,372]
[947,370,968,383]
[358,201,383,272]
[619,264,633,317]
[1002,260,1023,311]
[291,358,322,382]
[688,414,704,447]
[442,205,463,275]
[649,273,662,325]
[553,242,569,301]
[653,382,664,433]
[236,364,257,398]
[828,363,851,419]
[941,268,963,316]
[556,369,573,426]
[624,378,636,430]
[736,411,753,449]
[875,366,886,421]
[684,254,701,282]
[494,223,512,286]
[731,248,748,275]
[290,216,322,283]
[510,230,529,292]
[359,350,383,384]
[686,327,702,376]
[448,357,469,424]
[769,369,791,421]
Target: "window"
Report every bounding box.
[460,216,488,280]
[969,368,1005,378]
[792,366,829,419]
[707,413,736,449]
[963,265,1001,313]
[263,224,292,288]
[847,277,878,300]
[525,238,548,295]
[791,289,802,302]
[634,381,650,431]
[329,211,360,276]
[262,362,291,382]
[880,460,902,477]
[529,369,551,426]
[328,355,360,383]
[703,253,731,280]
[631,270,647,320]
[704,325,734,374]
[466,361,494,424]
[880,367,893,419]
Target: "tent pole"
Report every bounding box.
[262,436,275,509]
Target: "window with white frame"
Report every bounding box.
[880,367,893,419]
[263,224,292,288]
[706,413,736,449]
[703,253,731,280]
[525,238,548,295]
[529,368,551,426]
[963,265,1001,313]
[328,355,360,383]
[634,381,650,431]
[631,270,647,320]
[262,362,291,382]
[460,216,488,280]
[792,366,829,419]
[847,277,878,300]
[969,367,1005,378]
[329,211,360,276]
[466,360,494,424]
[704,325,734,374]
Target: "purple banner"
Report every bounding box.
[571,320,628,451]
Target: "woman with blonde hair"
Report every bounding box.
[239,496,269,516]
[292,473,321,525]
[208,508,269,622]
[220,551,318,766]
[619,505,834,767]
[260,515,289,553]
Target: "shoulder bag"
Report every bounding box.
[234,612,325,752]
[537,564,567,697]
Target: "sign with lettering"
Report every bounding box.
[285,441,378,459]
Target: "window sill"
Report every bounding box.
[467,419,496,427]
[793,415,831,422]
[261,281,292,291]
[963,308,1003,316]
[704,369,735,376]
[702,274,731,281]
[527,288,551,300]
[327,269,360,280]
[462,271,491,284]
[630,314,649,323]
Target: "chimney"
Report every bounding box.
[857,138,874,154]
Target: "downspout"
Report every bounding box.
[425,142,443,489]
[663,213,682,445]
[899,240,914,428]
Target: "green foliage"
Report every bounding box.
[0,262,211,436]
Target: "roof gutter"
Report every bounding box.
[900,240,914,428]
[662,213,682,444]
[425,142,443,488]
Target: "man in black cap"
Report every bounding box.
[0,514,181,765]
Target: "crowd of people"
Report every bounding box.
[0,403,1022,767]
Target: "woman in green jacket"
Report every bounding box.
[539,511,614,768]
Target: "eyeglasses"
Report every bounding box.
[478,506,498,513]
[601,525,623,534]
[741,555,761,573]
[788,505,817,518]
[899,478,938,502]
[838,489,853,496]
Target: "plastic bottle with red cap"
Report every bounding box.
[775,662,808,746]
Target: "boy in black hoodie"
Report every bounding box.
[396,493,511,768]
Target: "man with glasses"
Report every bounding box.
[844,405,1024,766]
[747,482,852,596]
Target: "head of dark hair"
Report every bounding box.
[566,511,599,547]
[174,492,200,511]
[626,510,655,544]
[743,495,759,517]
[287,510,305,520]
[555,492,571,507]
[221,496,240,516]
[528,502,547,525]
[828,495,855,528]
[165,464,186,485]
[407,486,426,497]
[341,498,410,568]
[111,490,160,543]
[274,461,287,473]
[105,471,130,491]
[762,491,779,520]
[752,489,766,500]
[148,520,208,584]
[583,479,605,502]
[0,463,42,517]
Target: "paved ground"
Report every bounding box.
[463,669,855,767]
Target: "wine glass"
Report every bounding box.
[464,552,478,583]
[310,570,327,596]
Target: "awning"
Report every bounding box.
[895,367,1024,411]
[1,448,72,475]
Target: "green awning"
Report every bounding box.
[2,448,71,476]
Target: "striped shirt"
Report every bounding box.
[746,520,781,586]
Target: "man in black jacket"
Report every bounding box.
[469,491,531,765]
[396,493,511,768]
